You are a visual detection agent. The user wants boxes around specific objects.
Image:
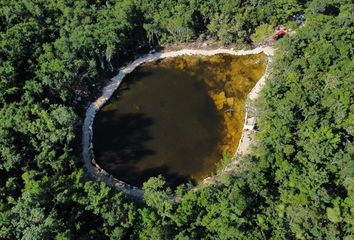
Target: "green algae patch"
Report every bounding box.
[93,53,266,187]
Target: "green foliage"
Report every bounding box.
[137,0,307,45]
[143,176,173,218]
[251,24,274,43]
[253,2,353,238]
[0,0,352,239]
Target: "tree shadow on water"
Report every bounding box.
[93,112,196,188]
[93,112,156,174]
[137,165,196,189]
[92,62,215,189]
[112,68,154,99]
[100,164,196,189]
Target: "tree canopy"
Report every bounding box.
[0,0,353,239]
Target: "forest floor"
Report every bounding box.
[82,46,274,200]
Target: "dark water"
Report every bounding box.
[93,54,266,187]
[93,62,224,187]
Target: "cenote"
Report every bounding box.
[93,53,266,187]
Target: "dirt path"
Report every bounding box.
[82,46,274,200]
